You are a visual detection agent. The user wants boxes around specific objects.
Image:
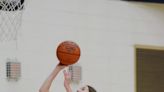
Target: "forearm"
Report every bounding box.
[39,67,61,92]
[64,85,72,92]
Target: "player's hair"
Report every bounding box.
[87,85,96,92]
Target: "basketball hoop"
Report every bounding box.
[0,0,25,42]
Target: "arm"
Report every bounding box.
[63,70,72,92]
[39,64,67,92]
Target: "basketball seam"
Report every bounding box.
[57,51,80,56]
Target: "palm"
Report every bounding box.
[56,63,67,70]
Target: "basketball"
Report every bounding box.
[56,41,81,65]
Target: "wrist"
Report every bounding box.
[55,66,62,71]
[56,64,67,70]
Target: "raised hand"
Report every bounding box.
[63,70,72,92]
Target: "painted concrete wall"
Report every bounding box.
[0,0,164,92]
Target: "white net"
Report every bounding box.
[0,0,24,42]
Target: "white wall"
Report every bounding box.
[1,0,164,92]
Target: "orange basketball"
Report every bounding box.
[56,41,81,65]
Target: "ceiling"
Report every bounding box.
[123,0,164,3]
